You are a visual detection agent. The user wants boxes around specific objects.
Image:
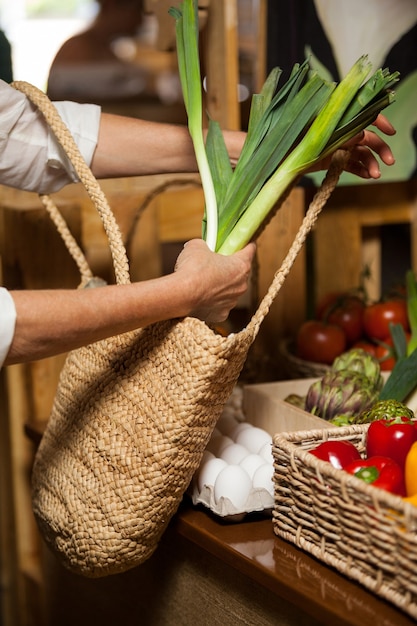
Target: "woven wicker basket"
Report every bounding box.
[278,338,330,379]
[272,425,417,619]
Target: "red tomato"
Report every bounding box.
[296,320,347,364]
[315,292,344,319]
[363,299,409,341]
[326,297,365,345]
[352,339,377,357]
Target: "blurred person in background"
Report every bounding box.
[46,0,184,122]
[47,0,148,103]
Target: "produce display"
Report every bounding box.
[273,422,417,619]
[288,271,417,426]
[308,406,417,501]
[287,339,417,423]
[296,287,410,369]
[289,347,383,422]
[295,270,417,373]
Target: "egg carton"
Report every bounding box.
[189,482,274,522]
[188,386,275,521]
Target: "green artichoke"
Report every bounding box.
[305,369,380,421]
[331,348,383,391]
[353,399,415,424]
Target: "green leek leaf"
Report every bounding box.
[379,347,417,402]
[406,269,417,356]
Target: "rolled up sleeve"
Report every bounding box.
[0,81,101,194]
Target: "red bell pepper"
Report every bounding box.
[309,440,361,470]
[366,417,417,472]
[344,455,406,496]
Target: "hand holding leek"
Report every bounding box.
[170,0,398,255]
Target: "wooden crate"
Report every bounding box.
[313,179,417,303]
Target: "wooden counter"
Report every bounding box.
[37,500,417,626]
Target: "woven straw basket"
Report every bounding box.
[273,425,417,619]
[13,81,348,578]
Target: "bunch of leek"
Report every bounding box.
[169,0,399,255]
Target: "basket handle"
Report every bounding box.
[12,81,131,286]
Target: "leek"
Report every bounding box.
[406,269,417,356]
[170,0,398,255]
[169,2,218,250]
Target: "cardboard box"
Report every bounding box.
[242,378,332,436]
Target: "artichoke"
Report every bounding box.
[331,348,383,391]
[353,399,415,424]
[304,369,380,421]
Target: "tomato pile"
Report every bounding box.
[296,291,410,369]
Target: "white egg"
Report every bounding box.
[220,443,249,465]
[200,450,215,466]
[239,453,266,479]
[235,426,272,455]
[216,436,234,455]
[214,464,252,509]
[258,441,273,464]
[229,422,253,441]
[252,463,274,498]
[197,457,227,491]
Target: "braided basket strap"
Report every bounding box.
[12,80,131,286]
[39,194,94,286]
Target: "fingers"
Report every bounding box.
[343,123,395,179]
[372,113,396,136]
[360,130,395,166]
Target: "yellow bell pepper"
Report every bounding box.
[403,495,417,507]
[405,441,417,497]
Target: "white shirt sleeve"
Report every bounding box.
[0,288,16,369]
[0,81,102,367]
[0,79,101,194]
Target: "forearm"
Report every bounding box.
[6,274,194,365]
[91,113,246,178]
[4,239,255,367]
